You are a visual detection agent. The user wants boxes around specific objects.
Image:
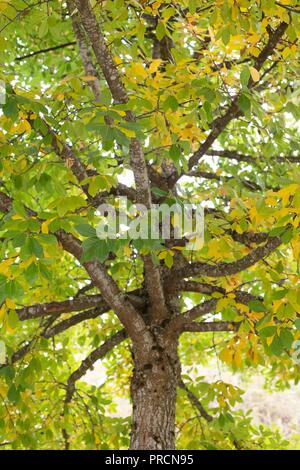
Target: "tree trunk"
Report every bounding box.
[130,336,180,450]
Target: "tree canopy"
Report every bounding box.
[0,0,300,450]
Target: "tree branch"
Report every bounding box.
[168,236,281,281]
[188,170,268,192]
[165,21,288,188]
[178,379,213,422]
[0,190,151,355]
[17,294,108,320]
[66,0,101,102]
[74,0,167,323]
[206,149,300,165]
[56,230,152,357]
[64,329,127,403]
[43,307,108,338]
[177,280,262,305]
[181,321,240,333]
[15,41,76,62]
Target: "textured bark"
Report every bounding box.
[168,236,282,281]
[67,0,102,102]
[130,334,180,450]
[75,0,167,322]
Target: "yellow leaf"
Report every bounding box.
[0,304,6,320]
[12,214,24,221]
[6,298,15,309]
[81,75,98,82]
[250,66,260,82]
[131,63,148,79]
[41,219,53,234]
[149,59,162,73]
[116,126,135,138]
[234,350,242,368]
[124,245,132,257]
[220,347,233,364]
[0,258,14,276]
[158,250,168,260]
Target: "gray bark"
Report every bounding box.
[130,334,180,450]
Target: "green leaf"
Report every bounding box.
[81,237,111,263]
[222,27,231,45]
[259,326,276,338]
[156,21,166,41]
[163,95,179,112]
[7,310,20,329]
[279,329,293,349]
[237,94,251,115]
[281,228,293,244]
[75,224,97,238]
[8,384,20,404]
[269,334,284,356]
[240,67,250,88]
[248,300,266,312]
[169,144,181,160]
[27,238,44,258]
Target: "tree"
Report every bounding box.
[0,0,300,450]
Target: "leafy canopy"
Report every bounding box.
[0,0,300,450]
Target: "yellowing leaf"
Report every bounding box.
[131,63,148,79]
[0,258,14,276]
[56,93,64,101]
[6,298,15,309]
[249,66,260,82]
[81,75,98,82]
[149,59,162,73]
[0,304,7,321]
[41,218,55,234]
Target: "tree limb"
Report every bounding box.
[166,21,288,187]
[15,41,76,61]
[64,329,127,403]
[56,230,152,358]
[17,294,108,320]
[178,379,213,422]
[206,149,300,165]
[74,0,167,323]
[168,236,281,281]
[181,321,240,333]
[66,0,101,102]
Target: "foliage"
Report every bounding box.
[0,0,300,449]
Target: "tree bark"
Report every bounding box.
[130,335,180,450]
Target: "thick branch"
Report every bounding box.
[181,321,240,333]
[56,230,152,356]
[169,236,281,281]
[43,307,107,338]
[17,294,107,320]
[0,190,150,354]
[66,0,101,102]
[74,0,127,104]
[0,191,12,213]
[75,0,167,321]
